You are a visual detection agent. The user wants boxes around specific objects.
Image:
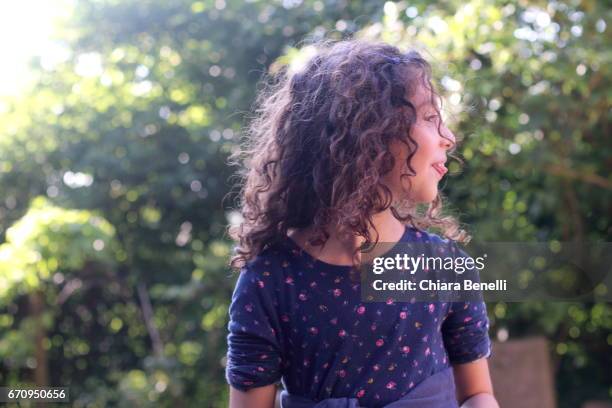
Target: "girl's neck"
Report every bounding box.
[287,209,405,267]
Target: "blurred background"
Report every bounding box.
[0,0,609,407]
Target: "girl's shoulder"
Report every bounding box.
[403,225,463,259]
[237,236,300,278]
[404,225,453,245]
[238,226,460,276]
[229,242,293,303]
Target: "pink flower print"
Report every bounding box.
[338,329,347,338]
[338,369,346,378]
[257,280,265,288]
[476,321,483,327]
[244,303,253,312]
[303,359,310,367]
[425,347,431,356]
[263,271,270,276]
[281,314,290,322]
[285,276,294,285]
[422,335,429,342]
[415,231,422,238]
[376,339,384,347]
[464,316,473,323]
[309,326,319,335]
[257,366,265,372]
[399,311,407,319]
[386,298,394,305]
[370,323,377,331]
[401,346,411,353]
[373,364,381,371]
[386,381,397,390]
[409,382,415,389]
[260,354,268,360]
[428,304,435,313]
[298,293,307,301]
[333,288,342,297]
[319,304,328,312]
[323,362,330,369]
[330,317,338,325]
[310,281,317,288]
[334,277,341,284]
[357,306,366,315]
[356,389,365,398]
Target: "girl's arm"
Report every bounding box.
[226,264,284,408]
[452,357,499,408]
[229,384,276,408]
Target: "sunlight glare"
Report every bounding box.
[0,0,73,97]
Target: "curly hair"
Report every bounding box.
[227,38,469,275]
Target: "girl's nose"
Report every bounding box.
[440,127,456,150]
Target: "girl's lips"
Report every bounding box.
[432,163,448,178]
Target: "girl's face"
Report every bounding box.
[382,86,456,204]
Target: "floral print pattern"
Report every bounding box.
[225,226,491,407]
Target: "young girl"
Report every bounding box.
[224,39,498,408]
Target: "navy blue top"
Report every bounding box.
[225,226,492,407]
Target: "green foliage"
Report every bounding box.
[0,196,117,303]
[0,0,609,406]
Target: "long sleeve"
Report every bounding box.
[225,262,284,392]
[441,243,492,365]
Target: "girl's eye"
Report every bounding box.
[426,114,440,123]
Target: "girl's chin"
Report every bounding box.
[402,182,439,203]
[421,187,440,203]
[408,190,438,204]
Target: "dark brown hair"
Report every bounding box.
[227,38,469,273]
